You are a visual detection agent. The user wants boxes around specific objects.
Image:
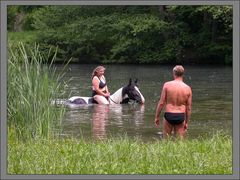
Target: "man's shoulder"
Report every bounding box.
[165,80,191,88]
[183,82,191,88]
[181,82,192,93]
[165,80,174,84]
[164,80,174,85]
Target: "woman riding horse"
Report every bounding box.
[91,66,111,105]
[66,78,145,106]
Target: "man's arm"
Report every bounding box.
[184,87,192,129]
[154,84,167,127]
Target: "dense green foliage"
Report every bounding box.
[8,5,232,64]
[7,42,67,140]
[8,132,232,174]
[7,6,43,31]
[8,31,38,44]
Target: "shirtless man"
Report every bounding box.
[154,65,192,139]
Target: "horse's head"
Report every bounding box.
[122,78,145,104]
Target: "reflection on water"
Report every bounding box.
[91,104,146,140]
[56,64,232,141]
[92,105,109,139]
[92,104,146,140]
[62,103,148,141]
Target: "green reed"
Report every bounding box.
[7,42,68,140]
[8,131,232,175]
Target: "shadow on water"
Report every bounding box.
[55,64,232,142]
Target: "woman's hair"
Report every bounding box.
[91,66,106,79]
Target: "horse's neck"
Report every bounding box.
[109,87,123,104]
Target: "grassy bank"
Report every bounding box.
[8,132,232,175]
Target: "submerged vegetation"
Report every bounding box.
[8,132,232,174]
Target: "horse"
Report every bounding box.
[65,78,145,106]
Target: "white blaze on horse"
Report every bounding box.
[66,78,145,106]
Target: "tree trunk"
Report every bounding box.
[203,11,211,29]
[13,11,25,32]
[211,19,217,43]
[158,5,166,19]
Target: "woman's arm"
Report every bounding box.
[92,77,109,97]
[102,76,110,95]
[105,85,110,94]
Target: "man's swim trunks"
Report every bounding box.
[164,112,185,125]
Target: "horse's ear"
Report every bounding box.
[134,79,138,84]
[128,78,132,86]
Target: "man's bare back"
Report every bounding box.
[164,80,191,113]
[154,65,192,139]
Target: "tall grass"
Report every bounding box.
[8,42,67,140]
[8,132,232,174]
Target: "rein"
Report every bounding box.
[109,96,118,104]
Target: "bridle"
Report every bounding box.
[109,85,142,104]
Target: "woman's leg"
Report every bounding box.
[94,95,109,105]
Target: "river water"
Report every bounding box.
[55,64,232,142]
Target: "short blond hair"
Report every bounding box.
[91,66,105,79]
[173,65,184,77]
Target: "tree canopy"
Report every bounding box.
[7,5,232,65]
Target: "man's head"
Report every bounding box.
[173,65,184,77]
